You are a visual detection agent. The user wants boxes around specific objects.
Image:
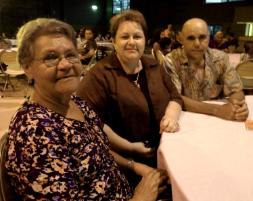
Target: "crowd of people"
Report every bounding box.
[2,8,251,201]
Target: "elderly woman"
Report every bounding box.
[77,10,182,170]
[5,18,167,201]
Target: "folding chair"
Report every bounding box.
[0,132,22,201]
[236,61,253,94]
[0,50,25,94]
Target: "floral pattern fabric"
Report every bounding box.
[5,95,132,201]
[163,47,243,101]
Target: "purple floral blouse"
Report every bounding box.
[5,95,132,201]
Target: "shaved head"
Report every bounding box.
[181,18,209,36]
[180,18,210,61]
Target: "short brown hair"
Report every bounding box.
[109,10,148,40]
[16,18,77,67]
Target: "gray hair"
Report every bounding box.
[16,18,77,68]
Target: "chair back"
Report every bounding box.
[240,76,253,90]
[236,61,253,93]
[0,50,20,70]
[236,61,253,77]
[0,132,22,201]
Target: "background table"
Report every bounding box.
[158,96,253,201]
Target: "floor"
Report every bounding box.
[0,76,29,136]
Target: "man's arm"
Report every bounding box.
[182,95,236,120]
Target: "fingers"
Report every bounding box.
[158,185,168,195]
[132,142,154,154]
[235,111,249,121]
[230,99,245,106]
[234,103,249,121]
[160,117,179,133]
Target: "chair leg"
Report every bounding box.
[3,76,15,92]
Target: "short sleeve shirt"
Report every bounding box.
[163,47,243,101]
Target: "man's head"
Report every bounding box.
[180,18,210,61]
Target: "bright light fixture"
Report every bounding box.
[91,5,98,11]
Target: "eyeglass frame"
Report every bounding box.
[33,52,81,67]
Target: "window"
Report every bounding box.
[205,0,246,3]
[113,0,130,14]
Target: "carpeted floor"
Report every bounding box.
[0,75,32,98]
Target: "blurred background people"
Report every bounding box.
[209,31,228,50]
[77,26,97,65]
[240,40,253,63]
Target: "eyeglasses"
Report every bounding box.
[35,52,81,67]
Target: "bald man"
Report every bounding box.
[163,18,248,121]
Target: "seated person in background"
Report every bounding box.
[5,18,168,201]
[163,18,248,121]
[153,37,172,65]
[77,26,97,65]
[170,30,182,50]
[77,11,182,190]
[240,40,253,63]
[225,32,239,53]
[0,36,12,49]
[151,27,170,54]
[209,31,228,51]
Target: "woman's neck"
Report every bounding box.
[117,55,142,74]
[31,91,71,115]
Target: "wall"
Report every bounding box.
[62,0,111,34]
[0,0,50,38]
[1,0,253,39]
[131,0,253,38]
[0,0,112,38]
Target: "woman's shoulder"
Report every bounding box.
[73,95,102,122]
[9,101,54,132]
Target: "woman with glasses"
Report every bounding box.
[5,18,167,201]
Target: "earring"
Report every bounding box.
[28,78,34,86]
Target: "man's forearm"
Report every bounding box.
[182,96,221,116]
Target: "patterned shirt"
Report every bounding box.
[163,47,243,101]
[5,96,132,201]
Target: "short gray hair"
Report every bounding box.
[16,18,77,68]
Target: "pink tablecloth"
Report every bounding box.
[158,96,253,201]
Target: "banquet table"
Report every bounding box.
[158,95,253,201]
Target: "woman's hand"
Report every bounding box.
[160,115,179,133]
[131,142,155,158]
[130,169,168,201]
[160,101,181,133]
